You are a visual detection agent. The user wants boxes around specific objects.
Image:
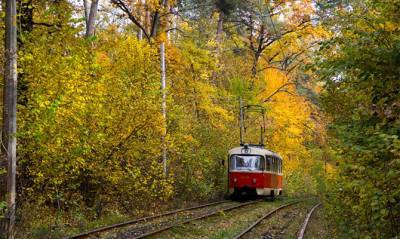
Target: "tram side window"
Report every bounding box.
[266,156,271,171]
[276,157,279,173]
[272,157,276,172]
[271,157,274,172]
[278,159,281,173]
[277,158,281,173]
[260,157,265,171]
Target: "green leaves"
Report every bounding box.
[316,1,400,237]
[0,201,6,217]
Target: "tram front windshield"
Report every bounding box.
[230,155,264,171]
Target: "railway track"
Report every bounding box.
[232,200,301,239]
[297,203,321,239]
[68,200,229,239]
[69,199,262,239]
[126,199,263,239]
[232,201,321,239]
[70,199,320,239]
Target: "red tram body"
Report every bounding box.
[228,145,283,197]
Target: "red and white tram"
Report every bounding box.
[228,144,283,197]
[227,103,283,197]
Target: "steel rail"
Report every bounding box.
[297,203,321,239]
[232,200,301,239]
[135,199,263,239]
[68,200,229,239]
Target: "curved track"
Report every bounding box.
[69,199,319,239]
[232,200,301,239]
[133,199,262,239]
[69,200,229,239]
[297,203,321,239]
[69,199,264,239]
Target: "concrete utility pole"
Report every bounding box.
[160,41,167,176]
[160,0,168,176]
[3,0,18,237]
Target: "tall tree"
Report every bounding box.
[229,1,313,83]
[2,0,18,237]
[111,0,170,175]
[112,0,161,41]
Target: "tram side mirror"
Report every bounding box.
[221,159,225,166]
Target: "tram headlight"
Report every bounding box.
[233,178,237,183]
[252,178,257,184]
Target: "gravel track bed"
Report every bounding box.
[87,201,240,239]
[147,198,293,239]
[238,201,314,239]
[303,204,331,239]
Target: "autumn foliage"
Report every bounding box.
[0,0,398,238]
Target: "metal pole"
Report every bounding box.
[261,112,265,146]
[239,98,243,145]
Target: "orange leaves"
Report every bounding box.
[258,67,327,195]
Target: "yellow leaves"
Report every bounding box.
[76,157,86,166]
[325,163,336,178]
[18,31,171,205]
[156,32,168,43]
[206,39,218,48]
[193,81,233,129]
[257,67,327,195]
[182,134,195,143]
[380,21,399,32]
[95,51,111,67]
[180,21,191,32]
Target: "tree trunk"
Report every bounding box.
[251,52,260,77]
[3,0,18,237]
[250,52,260,90]
[171,7,177,42]
[145,3,151,34]
[216,11,224,52]
[85,0,99,37]
[166,4,171,41]
[83,0,90,26]
[211,11,224,84]
[137,0,146,40]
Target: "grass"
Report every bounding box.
[147,198,295,239]
[303,204,333,239]
[20,211,131,239]
[19,197,330,239]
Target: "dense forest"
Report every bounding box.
[0,0,399,238]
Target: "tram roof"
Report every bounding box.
[229,145,282,159]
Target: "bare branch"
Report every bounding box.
[111,0,150,41]
[262,82,296,102]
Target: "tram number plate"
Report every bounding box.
[241,176,249,179]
